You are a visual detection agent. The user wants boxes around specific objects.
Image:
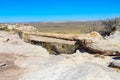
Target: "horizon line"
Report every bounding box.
[0,16,120,23]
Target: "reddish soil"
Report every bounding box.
[0,53,23,80]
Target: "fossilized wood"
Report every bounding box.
[23,31,79,41]
[76,40,120,56]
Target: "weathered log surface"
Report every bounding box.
[22,32,78,54]
[109,60,120,69]
[22,31,120,56]
[77,31,120,56]
[23,31,79,41]
[28,35,76,44]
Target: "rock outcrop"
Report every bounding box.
[77,31,120,56]
[19,62,120,80]
[0,31,120,80]
[15,26,37,32]
[109,60,120,69]
[22,31,120,56]
[106,31,120,40]
[0,31,49,57]
[109,57,120,69]
[0,31,50,80]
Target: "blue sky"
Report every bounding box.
[0,0,120,22]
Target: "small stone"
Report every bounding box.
[109,60,120,68]
[0,62,7,67]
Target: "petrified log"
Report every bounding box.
[77,32,120,56]
[30,40,78,55]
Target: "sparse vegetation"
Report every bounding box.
[27,21,104,34]
[29,40,78,55]
[100,17,120,36]
[0,17,120,36]
[23,17,120,36]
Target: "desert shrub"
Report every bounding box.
[100,17,120,36]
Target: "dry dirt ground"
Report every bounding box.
[0,53,24,80]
